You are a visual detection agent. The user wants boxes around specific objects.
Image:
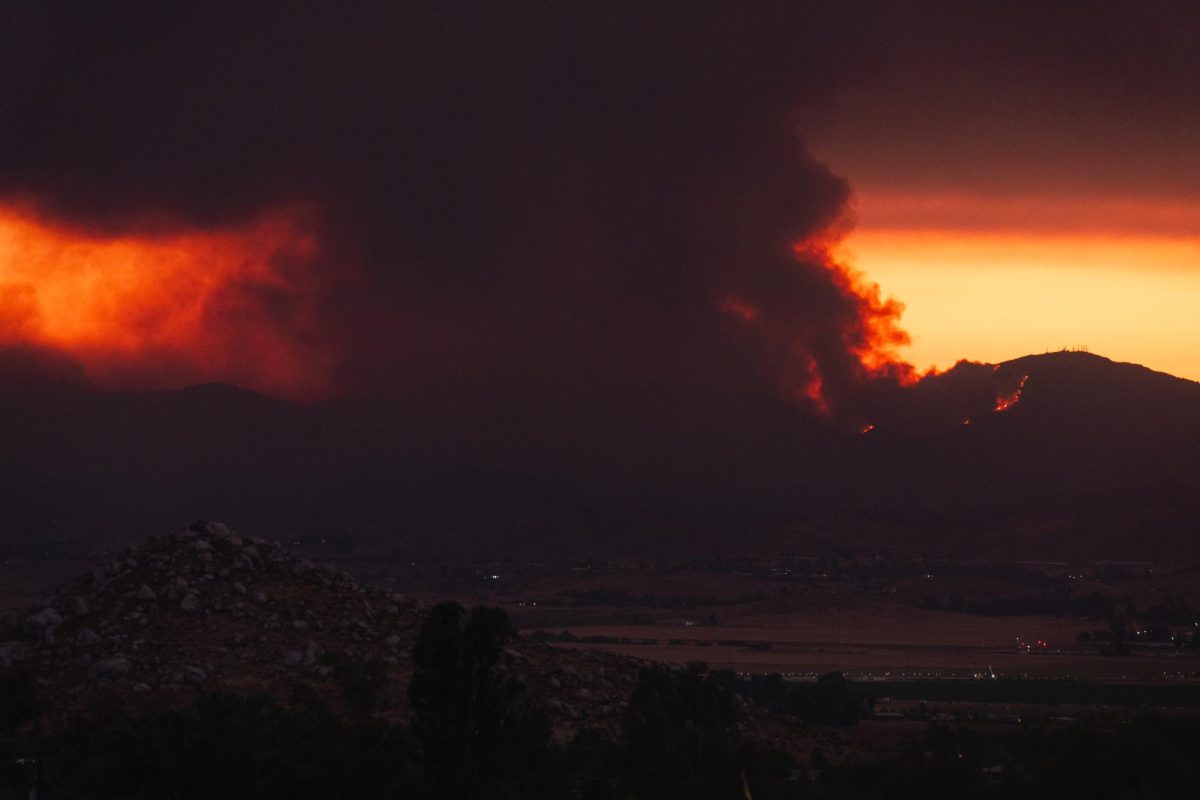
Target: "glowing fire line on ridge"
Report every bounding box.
[994,374,1029,412]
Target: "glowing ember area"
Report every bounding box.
[994,374,1029,412]
[720,297,760,322]
[859,424,875,435]
[798,241,919,387]
[717,236,927,418]
[0,205,328,399]
[801,355,831,415]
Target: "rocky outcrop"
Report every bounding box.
[0,521,781,743]
[0,521,425,720]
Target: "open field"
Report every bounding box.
[523,607,1200,681]
[857,678,1200,706]
[554,639,1200,680]
[534,606,1088,647]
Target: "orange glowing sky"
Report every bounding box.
[0,205,329,398]
[831,190,1200,382]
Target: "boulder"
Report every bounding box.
[91,656,133,680]
[25,607,62,632]
[0,641,29,669]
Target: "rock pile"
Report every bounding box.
[0,521,423,719]
[0,522,808,750]
[0,522,646,730]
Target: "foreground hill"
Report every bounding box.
[2,523,836,798]
[5,523,1199,799]
[0,522,666,739]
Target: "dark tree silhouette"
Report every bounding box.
[0,665,40,734]
[621,663,749,800]
[408,601,561,799]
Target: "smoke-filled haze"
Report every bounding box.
[2,1,1197,485]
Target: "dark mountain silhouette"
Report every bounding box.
[855,351,1200,502]
[1,351,1197,561]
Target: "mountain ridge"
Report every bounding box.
[1,351,1197,561]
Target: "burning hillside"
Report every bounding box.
[0,206,329,400]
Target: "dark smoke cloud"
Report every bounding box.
[819,0,1200,199]
[1,3,904,483]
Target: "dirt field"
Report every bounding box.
[531,607,1200,680]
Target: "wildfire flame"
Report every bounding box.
[717,237,929,419]
[0,204,328,399]
[796,240,920,389]
[994,374,1029,412]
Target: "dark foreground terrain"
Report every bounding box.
[4,521,1200,798]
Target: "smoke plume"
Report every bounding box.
[1,3,918,479]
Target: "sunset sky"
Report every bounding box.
[810,1,1200,382]
[827,190,1200,381]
